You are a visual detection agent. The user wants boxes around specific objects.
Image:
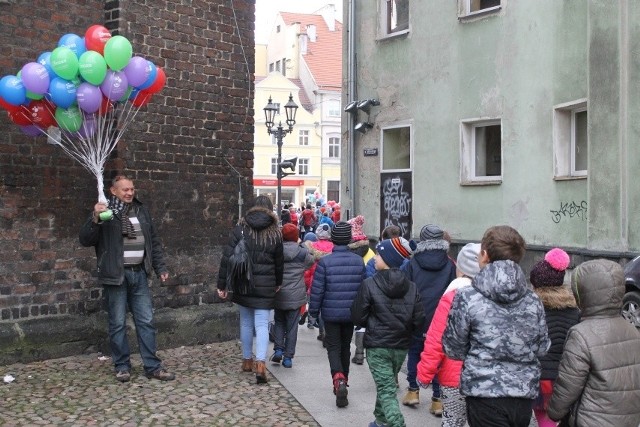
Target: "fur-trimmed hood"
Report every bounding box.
[348,238,371,258]
[240,206,280,247]
[305,240,334,260]
[534,286,578,310]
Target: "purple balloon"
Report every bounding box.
[123,56,150,87]
[100,70,128,101]
[76,82,102,113]
[137,61,157,90]
[76,114,96,138]
[19,124,43,137]
[21,62,50,95]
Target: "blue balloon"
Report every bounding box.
[37,52,58,79]
[0,75,27,106]
[58,33,86,59]
[48,77,78,109]
[128,87,140,100]
[137,61,157,90]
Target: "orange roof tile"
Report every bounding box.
[280,12,343,91]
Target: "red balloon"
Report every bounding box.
[98,96,113,116]
[0,96,16,111]
[27,100,55,128]
[8,106,32,126]
[85,25,112,55]
[145,67,166,94]
[131,90,152,107]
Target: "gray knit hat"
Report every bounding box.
[331,221,352,245]
[420,224,444,241]
[457,243,481,278]
[315,223,331,240]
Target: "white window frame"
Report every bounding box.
[458,0,502,20]
[270,157,278,175]
[380,123,412,172]
[298,129,309,146]
[378,0,410,40]
[328,136,340,158]
[327,100,341,118]
[553,99,587,180]
[298,158,309,175]
[460,118,502,185]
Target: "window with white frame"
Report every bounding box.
[328,137,340,158]
[275,60,281,72]
[271,157,278,175]
[381,125,411,171]
[298,158,309,175]
[458,0,501,18]
[553,100,587,179]
[269,63,274,72]
[327,180,340,203]
[327,100,341,117]
[299,129,309,146]
[460,119,502,184]
[379,0,409,38]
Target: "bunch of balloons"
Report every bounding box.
[0,24,165,136]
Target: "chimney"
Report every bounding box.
[321,4,336,32]
[307,24,317,42]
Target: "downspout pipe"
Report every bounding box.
[347,0,357,218]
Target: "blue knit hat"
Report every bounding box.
[376,237,415,268]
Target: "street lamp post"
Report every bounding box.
[264,93,298,220]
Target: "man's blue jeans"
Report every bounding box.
[273,308,301,358]
[103,268,161,374]
[407,335,440,397]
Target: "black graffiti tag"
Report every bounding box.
[550,200,588,223]
[382,177,412,235]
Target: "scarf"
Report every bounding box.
[109,195,136,239]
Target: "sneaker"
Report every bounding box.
[282,357,292,368]
[429,397,443,416]
[270,349,283,364]
[299,312,308,325]
[402,388,420,406]
[115,370,130,383]
[145,368,175,381]
[335,379,348,407]
[317,332,324,341]
[307,322,315,329]
[351,352,364,365]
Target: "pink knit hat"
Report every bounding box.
[348,215,367,241]
[530,248,570,287]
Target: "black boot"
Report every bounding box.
[351,330,365,364]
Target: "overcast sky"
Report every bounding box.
[255,0,343,44]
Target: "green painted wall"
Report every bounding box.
[344,0,638,252]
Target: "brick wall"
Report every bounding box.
[0,0,255,321]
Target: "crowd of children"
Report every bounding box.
[220,197,640,427]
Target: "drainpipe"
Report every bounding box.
[347,0,357,218]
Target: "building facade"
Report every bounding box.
[341,0,640,259]
[254,6,342,209]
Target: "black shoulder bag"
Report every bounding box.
[226,228,253,295]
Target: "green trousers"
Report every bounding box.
[366,347,408,427]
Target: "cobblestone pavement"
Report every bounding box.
[0,341,319,426]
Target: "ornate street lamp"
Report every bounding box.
[263,93,298,219]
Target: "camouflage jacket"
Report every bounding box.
[442,260,550,399]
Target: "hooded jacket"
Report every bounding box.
[533,286,580,380]
[274,241,313,311]
[401,239,456,332]
[351,268,425,349]
[442,260,550,399]
[547,259,640,427]
[217,206,283,309]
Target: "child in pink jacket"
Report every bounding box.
[417,243,481,426]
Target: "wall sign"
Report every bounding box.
[363,148,378,156]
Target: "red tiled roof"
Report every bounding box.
[254,76,313,113]
[280,12,343,91]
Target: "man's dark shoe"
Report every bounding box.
[115,370,130,383]
[145,368,175,381]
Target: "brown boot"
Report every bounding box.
[241,358,253,372]
[255,361,268,384]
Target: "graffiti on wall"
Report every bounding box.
[380,172,413,239]
[550,200,588,223]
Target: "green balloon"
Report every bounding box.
[50,46,79,80]
[78,51,107,85]
[55,106,83,132]
[119,86,133,102]
[103,35,133,71]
